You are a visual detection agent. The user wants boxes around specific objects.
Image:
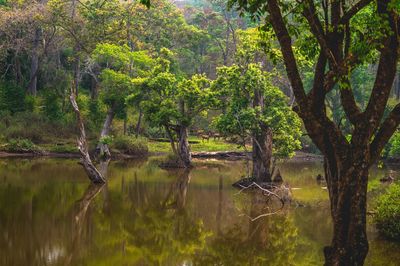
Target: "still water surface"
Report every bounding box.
[0,157,399,266]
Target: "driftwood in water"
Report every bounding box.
[70,90,106,184]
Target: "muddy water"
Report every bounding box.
[0,157,399,265]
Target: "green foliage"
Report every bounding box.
[4,138,42,153]
[212,63,302,158]
[384,131,400,158]
[375,184,400,240]
[99,135,113,145]
[0,82,25,114]
[42,90,63,121]
[112,136,148,155]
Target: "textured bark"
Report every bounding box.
[70,90,106,184]
[252,127,272,183]
[323,156,369,266]
[252,88,272,183]
[177,125,192,168]
[262,0,399,264]
[96,107,115,159]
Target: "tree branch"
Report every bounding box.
[338,0,374,25]
[370,104,400,162]
[363,0,399,134]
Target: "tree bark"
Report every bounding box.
[252,126,273,183]
[252,87,272,183]
[96,107,115,159]
[177,125,192,168]
[323,155,369,266]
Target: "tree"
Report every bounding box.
[230,0,399,264]
[90,43,150,158]
[133,48,214,167]
[213,63,301,182]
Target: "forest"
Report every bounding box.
[0,0,399,265]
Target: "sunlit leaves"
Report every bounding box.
[212,63,302,158]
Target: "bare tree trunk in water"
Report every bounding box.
[96,107,115,159]
[27,27,41,96]
[70,89,105,183]
[177,125,192,168]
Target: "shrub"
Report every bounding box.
[100,135,114,145]
[112,136,148,155]
[5,138,42,153]
[386,132,400,158]
[0,81,25,114]
[374,184,400,240]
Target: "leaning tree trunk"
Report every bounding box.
[323,152,369,266]
[96,107,115,159]
[177,125,192,168]
[70,90,105,184]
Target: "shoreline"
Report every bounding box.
[0,150,323,162]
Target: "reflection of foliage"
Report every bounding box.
[80,171,211,266]
[195,198,299,266]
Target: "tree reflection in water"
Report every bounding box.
[70,168,209,266]
[195,191,298,266]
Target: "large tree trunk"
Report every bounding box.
[323,155,369,266]
[96,107,115,159]
[177,125,192,168]
[252,87,272,183]
[252,126,273,183]
[27,27,41,96]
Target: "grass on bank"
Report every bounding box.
[148,136,245,153]
[0,135,246,155]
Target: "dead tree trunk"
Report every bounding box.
[95,106,115,159]
[70,89,106,184]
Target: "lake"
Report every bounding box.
[0,157,399,265]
